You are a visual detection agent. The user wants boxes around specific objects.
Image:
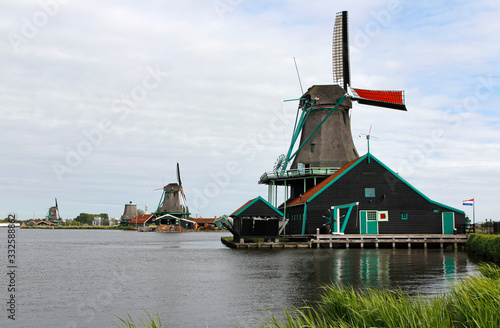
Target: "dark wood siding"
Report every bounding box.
[283,205,306,234]
[284,156,465,235]
[236,199,281,218]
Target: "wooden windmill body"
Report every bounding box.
[260,10,407,204]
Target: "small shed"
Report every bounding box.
[230,196,284,238]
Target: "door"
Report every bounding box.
[442,212,455,234]
[360,210,378,234]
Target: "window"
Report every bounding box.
[378,211,389,221]
[367,211,377,221]
[401,213,408,220]
[311,143,316,153]
[365,188,375,197]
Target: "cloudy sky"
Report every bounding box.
[1,0,499,222]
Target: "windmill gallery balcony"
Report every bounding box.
[259,166,340,186]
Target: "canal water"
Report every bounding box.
[1,229,478,328]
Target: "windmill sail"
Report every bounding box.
[332,10,407,111]
[176,162,187,205]
[332,11,350,90]
[350,88,407,111]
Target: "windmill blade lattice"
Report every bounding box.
[332,11,350,90]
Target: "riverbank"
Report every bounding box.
[118,263,500,328]
[21,225,124,230]
[466,233,500,263]
[244,263,500,328]
[21,225,229,232]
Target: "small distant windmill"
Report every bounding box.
[45,198,62,223]
[154,163,189,219]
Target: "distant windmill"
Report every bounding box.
[45,198,61,222]
[154,163,189,219]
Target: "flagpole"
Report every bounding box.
[473,198,475,227]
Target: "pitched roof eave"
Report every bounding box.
[231,196,284,217]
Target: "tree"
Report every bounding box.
[74,213,109,225]
[74,213,93,225]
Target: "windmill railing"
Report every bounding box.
[259,167,340,184]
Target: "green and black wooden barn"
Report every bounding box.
[229,196,284,238]
[281,153,466,235]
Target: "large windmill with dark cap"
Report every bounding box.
[259,10,407,204]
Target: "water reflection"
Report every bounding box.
[16,231,478,328]
[282,248,476,297]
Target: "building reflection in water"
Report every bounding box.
[291,248,475,298]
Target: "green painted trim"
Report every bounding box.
[283,100,315,171]
[301,203,308,235]
[156,192,166,213]
[341,203,357,233]
[290,95,348,160]
[233,196,284,217]
[306,153,465,215]
[367,154,466,215]
[308,156,365,203]
[283,97,307,102]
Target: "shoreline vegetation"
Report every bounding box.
[117,234,500,328]
[466,234,500,263]
[21,225,133,230]
[20,225,229,232]
[244,262,500,328]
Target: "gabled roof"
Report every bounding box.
[129,214,154,225]
[285,153,465,214]
[230,196,284,217]
[191,218,217,224]
[286,156,361,207]
[36,220,57,226]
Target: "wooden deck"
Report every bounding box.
[222,234,469,249]
[312,234,468,248]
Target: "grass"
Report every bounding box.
[116,311,165,328]
[117,264,500,328]
[466,234,500,263]
[244,263,500,328]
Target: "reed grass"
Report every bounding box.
[116,311,165,328]
[248,263,500,328]
[466,234,500,263]
[118,264,500,328]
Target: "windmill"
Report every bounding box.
[281,10,406,171]
[260,10,407,203]
[154,163,190,220]
[45,198,62,223]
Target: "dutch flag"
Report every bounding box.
[463,199,474,206]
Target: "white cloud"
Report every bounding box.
[1,0,499,222]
